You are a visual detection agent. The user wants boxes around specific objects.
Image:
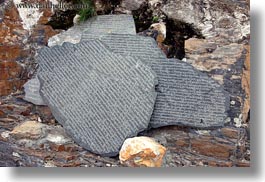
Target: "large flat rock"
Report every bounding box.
[83,34,230,128]
[25,14,137,105]
[37,40,157,156]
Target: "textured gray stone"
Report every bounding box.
[48,14,136,47]
[81,33,166,59]
[23,78,45,105]
[0,141,17,167]
[84,34,230,128]
[26,15,137,105]
[81,14,136,41]
[37,40,157,156]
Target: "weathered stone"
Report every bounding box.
[37,40,157,156]
[46,128,72,145]
[190,137,235,159]
[143,125,249,166]
[0,93,250,167]
[48,14,136,47]
[185,38,217,55]
[119,136,166,167]
[185,39,250,124]
[220,127,241,139]
[0,141,17,167]
[241,45,250,123]
[83,34,230,128]
[138,22,167,43]
[161,0,249,42]
[121,0,146,11]
[23,78,46,105]
[10,121,46,140]
[93,0,112,14]
[0,0,57,96]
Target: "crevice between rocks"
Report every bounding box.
[130,2,204,59]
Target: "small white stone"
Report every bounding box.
[231,100,236,105]
[234,118,242,128]
[46,134,71,145]
[37,117,42,122]
[12,152,21,158]
[1,131,10,139]
[73,14,81,24]
[44,161,57,167]
[225,117,231,123]
[196,130,210,135]
[182,58,187,62]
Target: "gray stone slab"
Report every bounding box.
[81,33,166,59]
[48,14,136,47]
[85,34,230,128]
[29,15,136,105]
[81,14,136,41]
[37,40,157,156]
[23,78,46,105]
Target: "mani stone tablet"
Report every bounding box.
[83,34,230,128]
[48,14,136,47]
[25,15,136,105]
[37,40,157,156]
[81,14,136,40]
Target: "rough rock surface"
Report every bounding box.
[0,94,250,167]
[154,0,250,42]
[119,136,166,167]
[120,0,146,11]
[185,39,250,125]
[179,0,250,125]
[37,40,157,156]
[48,14,136,47]
[0,141,17,167]
[83,34,230,128]
[0,0,58,96]
[10,121,46,140]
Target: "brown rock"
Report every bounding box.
[49,143,66,152]
[241,45,250,122]
[185,38,217,55]
[0,110,5,118]
[0,1,57,96]
[30,25,58,45]
[10,121,46,140]
[55,151,78,162]
[236,161,250,167]
[119,137,166,167]
[190,137,235,159]
[93,0,112,14]
[221,127,240,139]
[208,160,233,167]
